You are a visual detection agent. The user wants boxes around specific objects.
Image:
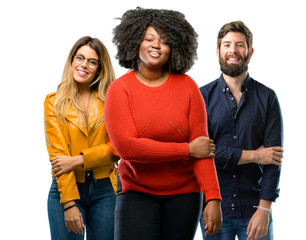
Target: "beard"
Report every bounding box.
[219,52,250,77]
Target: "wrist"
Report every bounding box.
[239,150,256,165]
[253,205,272,213]
[73,155,84,167]
[206,199,221,206]
[64,201,75,208]
[64,203,78,212]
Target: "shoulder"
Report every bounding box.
[109,71,134,90]
[45,92,57,104]
[172,73,198,88]
[199,79,218,95]
[200,79,218,90]
[250,78,276,96]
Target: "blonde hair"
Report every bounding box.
[54,36,115,125]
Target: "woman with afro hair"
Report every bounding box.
[104,7,222,240]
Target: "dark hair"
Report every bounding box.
[217,21,253,50]
[112,7,198,74]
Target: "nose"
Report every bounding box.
[229,44,237,53]
[151,40,161,49]
[81,58,89,68]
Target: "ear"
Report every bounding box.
[216,48,220,57]
[249,48,254,59]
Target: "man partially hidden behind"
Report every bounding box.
[199,21,284,240]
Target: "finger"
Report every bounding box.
[273,150,284,158]
[272,157,282,166]
[204,220,213,236]
[247,221,252,235]
[51,156,60,161]
[203,214,208,229]
[51,159,58,166]
[272,146,284,153]
[65,221,72,233]
[79,213,84,234]
[247,228,255,240]
[52,166,59,174]
[54,171,63,178]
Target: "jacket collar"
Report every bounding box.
[65,91,104,136]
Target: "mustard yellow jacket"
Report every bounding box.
[44,92,117,204]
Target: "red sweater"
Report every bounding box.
[105,71,221,201]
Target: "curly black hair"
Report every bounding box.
[112,7,198,74]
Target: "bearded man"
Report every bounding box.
[199,21,284,240]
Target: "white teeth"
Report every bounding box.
[150,52,159,56]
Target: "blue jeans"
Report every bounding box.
[200,212,273,240]
[48,173,116,240]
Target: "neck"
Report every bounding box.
[78,83,91,96]
[222,71,248,92]
[78,84,91,111]
[136,67,169,87]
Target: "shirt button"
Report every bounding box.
[232,208,235,211]
[233,136,237,139]
[231,97,235,101]
[233,175,236,178]
[233,194,237,197]
[232,204,235,207]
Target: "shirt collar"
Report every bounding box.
[217,73,252,93]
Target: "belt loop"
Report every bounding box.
[85,169,97,183]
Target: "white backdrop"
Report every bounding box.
[1,0,304,239]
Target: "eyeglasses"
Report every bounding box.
[72,54,100,69]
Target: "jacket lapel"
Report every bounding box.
[65,100,88,136]
[88,94,105,132]
[64,92,104,136]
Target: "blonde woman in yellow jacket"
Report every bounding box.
[44,36,118,240]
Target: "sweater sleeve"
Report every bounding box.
[104,79,189,163]
[187,80,222,202]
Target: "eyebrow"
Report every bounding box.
[222,41,246,44]
[145,33,155,37]
[76,53,99,61]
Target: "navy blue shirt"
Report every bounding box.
[200,74,283,219]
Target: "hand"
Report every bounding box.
[188,137,215,158]
[203,200,222,236]
[254,146,283,166]
[51,155,84,177]
[64,202,84,235]
[247,208,270,240]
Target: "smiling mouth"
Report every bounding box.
[77,69,88,76]
[226,56,240,64]
[150,51,160,57]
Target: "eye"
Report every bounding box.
[89,60,98,66]
[76,55,84,61]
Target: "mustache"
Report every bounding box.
[225,52,242,59]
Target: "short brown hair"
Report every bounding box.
[217,21,253,50]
